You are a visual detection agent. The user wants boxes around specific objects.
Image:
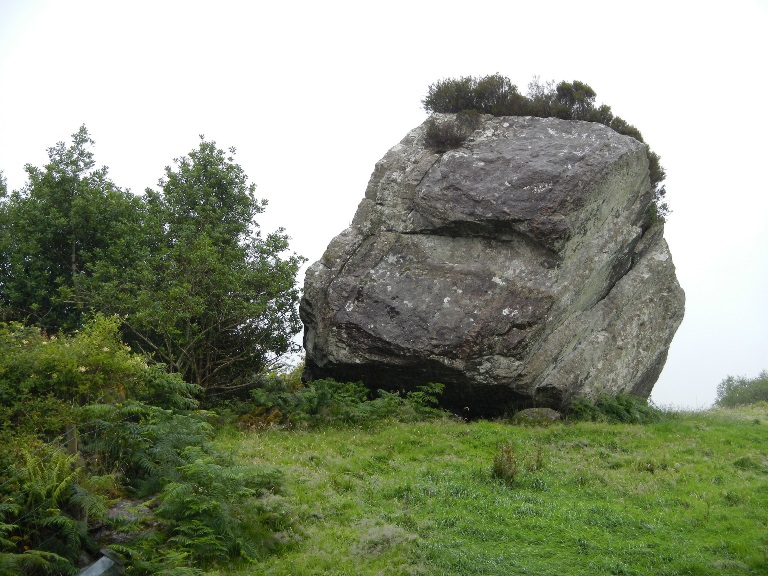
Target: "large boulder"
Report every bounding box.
[301,114,685,415]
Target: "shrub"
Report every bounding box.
[424,118,471,152]
[492,441,546,487]
[554,80,597,120]
[246,377,445,428]
[567,393,662,424]
[424,110,485,153]
[404,382,445,416]
[0,317,289,574]
[423,74,526,116]
[715,370,768,407]
[0,315,200,440]
[422,76,477,113]
[474,74,527,115]
[78,401,292,573]
[79,401,213,495]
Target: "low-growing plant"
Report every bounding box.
[223,406,768,575]
[567,393,662,424]
[113,448,288,569]
[531,443,545,472]
[715,370,768,407]
[0,317,291,575]
[424,117,471,152]
[492,441,545,486]
[0,544,73,576]
[424,110,485,153]
[0,315,200,441]
[404,382,445,416]
[247,377,370,427]
[492,444,519,484]
[0,445,106,575]
[246,377,446,428]
[80,401,213,495]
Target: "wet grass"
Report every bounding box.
[214,404,768,575]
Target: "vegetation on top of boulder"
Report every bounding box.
[424,110,483,152]
[422,74,669,221]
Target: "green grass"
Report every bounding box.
[214,404,768,575]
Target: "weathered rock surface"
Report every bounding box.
[301,114,685,415]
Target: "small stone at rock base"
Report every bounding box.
[511,408,562,425]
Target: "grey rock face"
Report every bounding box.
[301,115,684,415]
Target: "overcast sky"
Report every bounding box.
[1,0,766,408]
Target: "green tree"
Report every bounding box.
[86,138,305,396]
[0,172,9,319]
[0,126,144,331]
[715,370,768,407]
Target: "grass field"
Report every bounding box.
[213,404,768,575]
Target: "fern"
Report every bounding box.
[0,503,21,518]
[80,400,212,494]
[135,450,289,566]
[111,541,206,576]
[21,448,78,507]
[0,549,73,576]
[247,377,447,428]
[0,446,98,572]
[38,514,88,560]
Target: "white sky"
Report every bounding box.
[1,0,766,408]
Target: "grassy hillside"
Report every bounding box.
[216,405,768,576]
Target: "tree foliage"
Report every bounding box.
[422,74,670,221]
[0,127,144,332]
[81,138,305,395]
[715,370,768,407]
[0,129,305,396]
[0,128,306,573]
